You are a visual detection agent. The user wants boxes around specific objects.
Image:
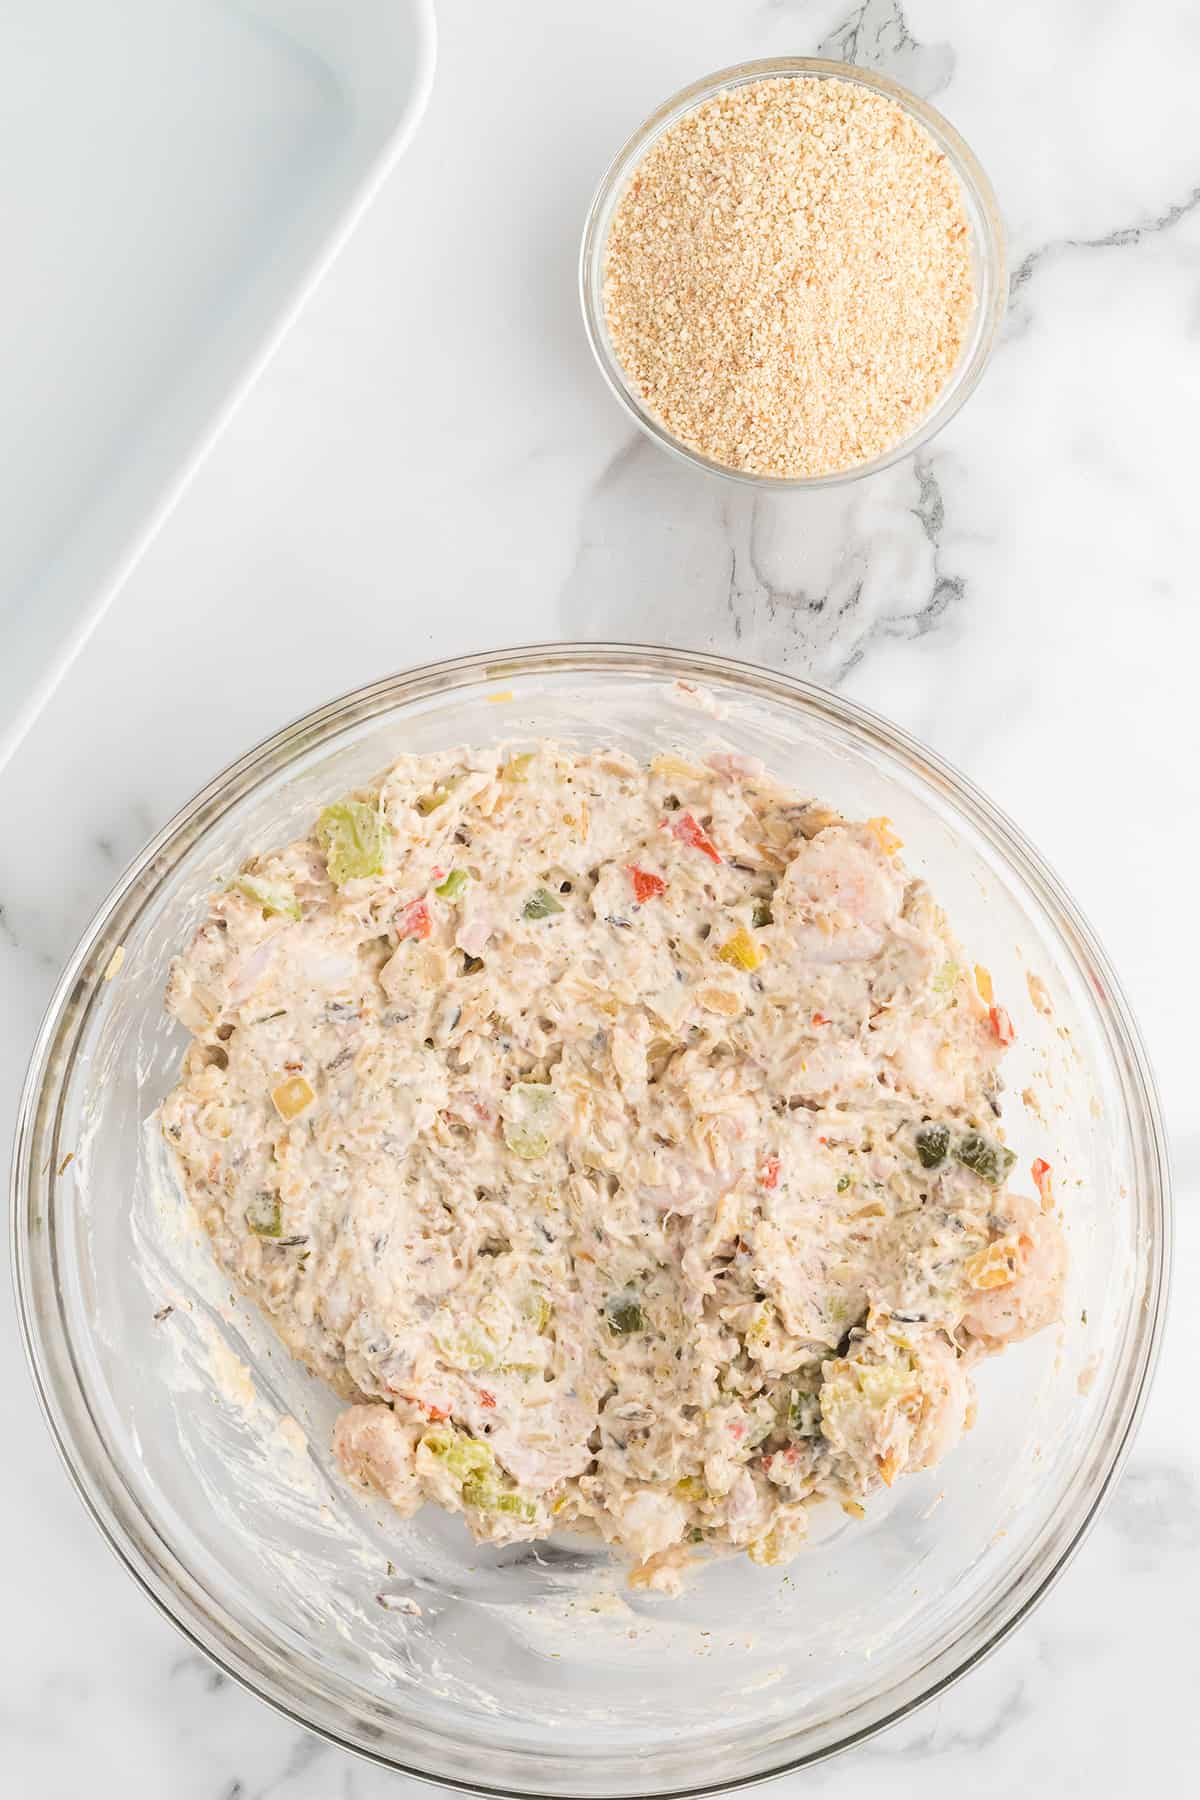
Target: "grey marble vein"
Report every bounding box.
[1105,1457,1200,1566]
[862,1678,1035,1762]
[172,1649,228,1694]
[814,0,954,96]
[835,454,965,679]
[1010,180,1200,304]
[224,1732,330,1800]
[560,435,966,686]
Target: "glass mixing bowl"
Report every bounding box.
[579,58,1007,488]
[12,645,1168,1796]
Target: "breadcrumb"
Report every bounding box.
[604,77,974,478]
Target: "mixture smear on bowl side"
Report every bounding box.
[160,742,1064,1592]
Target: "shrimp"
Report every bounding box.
[961,1197,1067,1351]
[773,827,905,961]
[332,1404,424,1516]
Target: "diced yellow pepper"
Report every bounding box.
[747,1530,785,1566]
[717,926,764,971]
[698,987,741,1017]
[271,1075,315,1121]
[650,752,707,782]
[965,1238,1019,1290]
[502,752,534,781]
[974,963,994,1005]
[867,816,903,856]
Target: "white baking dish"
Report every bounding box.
[0,0,436,768]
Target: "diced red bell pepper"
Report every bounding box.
[1031,1157,1053,1207]
[627,865,667,903]
[989,1004,1016,1045]
[669,811,721,863]
[397,898,432,941]
[759,1153,781,1190]
[398,1393,449,1423]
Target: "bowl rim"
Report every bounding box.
[579,55,1008,490]
[10,641,1172,1797]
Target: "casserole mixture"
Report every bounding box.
[161,742,1064,1589]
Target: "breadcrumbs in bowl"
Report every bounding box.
[581,58,1006,486]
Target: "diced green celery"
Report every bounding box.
[932,960,960,994]
[422,1429,494,1485]
[523,887,564,921]
[460,1472,536,1520]
[751,898,773,928]
[502,753,534,782]
[443,1450,506,1509]
[836,1173,852,1193]
[745,1300,772,1345]
[524,1292,553,1334]
[789,1388,821,1437]
[747,1411,775,1449]
[432,1319,499,1372]
[502,1083,558,1160]
[489,1490,537,1520]
[245,1193,282,1237]
[955,1131,1016,1187]
[817,1372,858,1441]
[858,1362,917,1409]
[605,1290,644,1335]
[316,800,385,886]
[236,875,301,921]
[916,1123,951,1169]
[436,868,469,901]
[416,778,459,816]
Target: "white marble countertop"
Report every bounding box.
[3,1,1198,1793]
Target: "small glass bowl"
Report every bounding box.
[580,58,1007,488]
[12,645,1169,1797]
